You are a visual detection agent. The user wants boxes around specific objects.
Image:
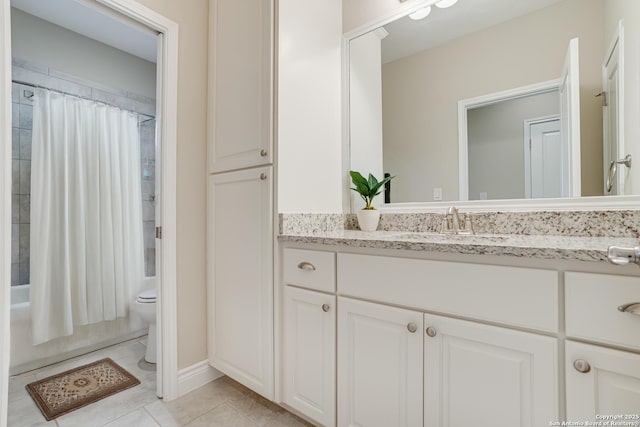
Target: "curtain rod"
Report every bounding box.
[12,79,155,122]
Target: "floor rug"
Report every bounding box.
[25,358,140,421]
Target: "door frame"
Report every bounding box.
[457,79,561,200]
[0,0,180,421]
[523,115,562,199]
[602,20,625,195]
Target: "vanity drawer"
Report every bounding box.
[566,272,640,351]
[283,248,336,293]
[337,253,558,332]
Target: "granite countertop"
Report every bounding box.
[278,230,640,262]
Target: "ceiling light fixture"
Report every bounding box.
[435,0,458,8]
[409,5,432,20]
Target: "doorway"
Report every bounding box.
[524,116,563,199]
[0,0,179,422]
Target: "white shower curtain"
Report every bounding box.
[30,89,145,345]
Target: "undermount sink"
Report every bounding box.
[391,233,510,243]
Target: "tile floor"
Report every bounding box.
[8,338,312,427]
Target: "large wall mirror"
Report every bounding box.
[347,0,640,209]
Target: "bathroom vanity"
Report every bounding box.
[204,1,640,426]
[277,226,640,427]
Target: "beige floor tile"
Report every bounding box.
[184,403,259,427]
[101,408,160,427]
[227,393,285,426]
[7,395,55,427]
[144,400,181,427]
[8,372,37,403]
[263,412,315,427]
[145,379,245,426]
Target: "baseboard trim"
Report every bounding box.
[177,360,224,397]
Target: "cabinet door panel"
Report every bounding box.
[283,286,335,426]
[424,314,557,427]
[209,0,273,172]
[566,341,640,420]
[338,297,423,427]
[207,167,273,398]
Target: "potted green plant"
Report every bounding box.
[350,171,395,231]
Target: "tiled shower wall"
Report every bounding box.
[11,60,157,285]
[140,118,156,277]
[10,84,32,286]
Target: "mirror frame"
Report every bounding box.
[342,0,640,213]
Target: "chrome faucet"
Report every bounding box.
[440,206,475,235]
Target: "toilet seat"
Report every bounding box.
[137,288,156,303]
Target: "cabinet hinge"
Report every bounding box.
[156,226,162,239]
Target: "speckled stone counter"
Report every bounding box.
[278,230,639,262]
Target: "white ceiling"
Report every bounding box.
[381,0,566,63]
[11,0,158,63]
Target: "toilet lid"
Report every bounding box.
[137,288,157,303]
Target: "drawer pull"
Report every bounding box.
[297,262,316,271]
[260,149,268,157]
[407,323,417,333]
[322,304,330,312]
[425,327,437,337]
[573,359,591,374]
[618,302,640,316]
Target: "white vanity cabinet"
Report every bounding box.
[281,248,337,426]
[565,272,640,421]
[208,0,273,173]
[566,341,640,421]
[279,245,640,426]
[337,297,424,427]
[282,286,336,427]
[207,168,273,398]
[423,314,558,427]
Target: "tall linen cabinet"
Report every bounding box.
[207,0,275,399]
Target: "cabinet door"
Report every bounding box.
[338,297,423,427]
[424,314,558,427]
[209,0,273,173]
[207,167,273,398]
[283,286,335,427]
[566,341,640,421]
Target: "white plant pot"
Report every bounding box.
[356,209,381,232]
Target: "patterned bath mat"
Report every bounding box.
[26,358,140,421]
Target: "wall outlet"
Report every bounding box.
[433,187,443,201]
[479,192,488,200]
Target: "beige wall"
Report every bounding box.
[11,8,156,98]
[467,92,559,200]
[381,0,604,202]
[605,0,640,195]
[134,0,209,369]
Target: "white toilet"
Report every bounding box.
[134,288,157,363]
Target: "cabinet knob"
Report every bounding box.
[322,304,330,312]
[260,149,268,157]
[407,323,417,333]
[297,262,316,271]
[618,302,640,316]
[260,173,267,180]
[573,359,591,374]
[425,326,437,337]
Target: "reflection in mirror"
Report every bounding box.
[348,0,640,207]
[466,90,561,200]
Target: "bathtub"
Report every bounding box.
[10,278,155,375]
